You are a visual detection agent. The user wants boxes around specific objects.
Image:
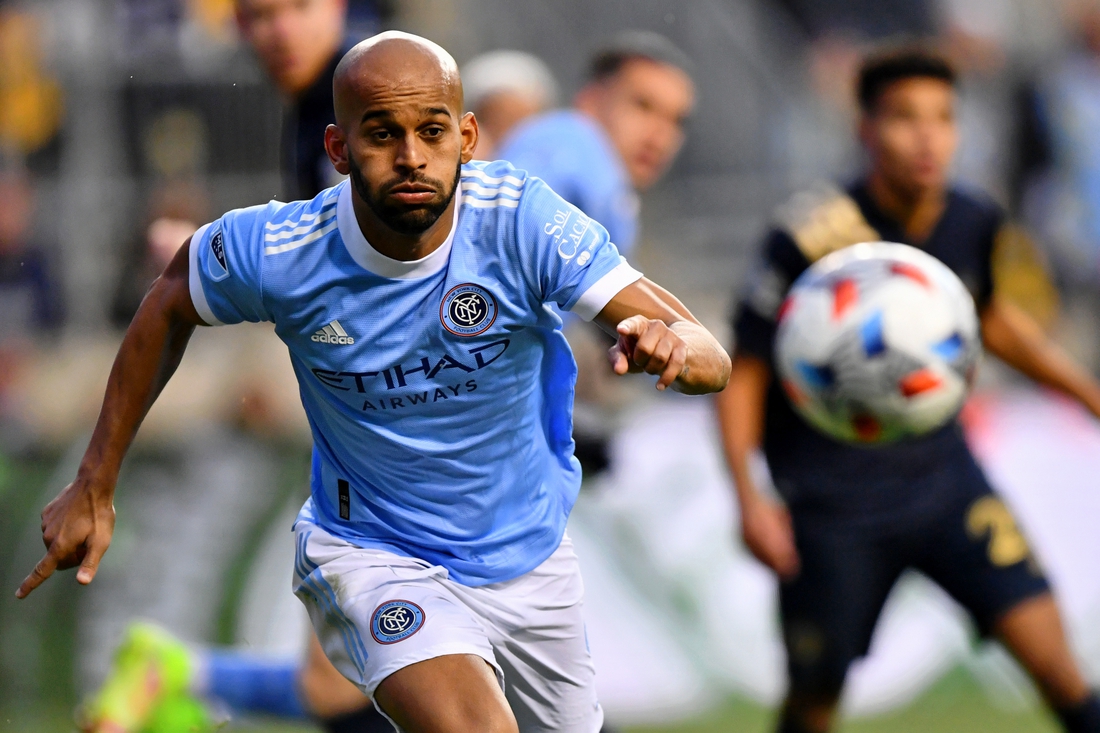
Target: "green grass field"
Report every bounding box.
[0,667,1061,732]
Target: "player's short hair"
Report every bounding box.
[587,30,694,83]
[857,47,956,113]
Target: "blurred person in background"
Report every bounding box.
[497,31,694,475]
[499,30,694,259]
[0,168,64,437]
[110,182,209,326]
[461,50,559,160]
[237,0,353,199]
[716,47,1100,733]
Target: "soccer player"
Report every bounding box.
[716,47,1100,733]
[498,30,694,257]
[18,31,730,733]
[498,32,694,475]
[237,0,358,199]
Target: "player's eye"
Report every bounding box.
[422,126,445,138]
[370,129,394,142]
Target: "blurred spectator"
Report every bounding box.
[110,182,208,327]
[0,169,64,342]
[1025,1,1100,285]
[462,50,559,160]
[774,0,936,41]
[0,8,63,168]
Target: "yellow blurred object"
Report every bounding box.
[0,10,63,154]
[187,0,237,43]
[991,223,1061,331]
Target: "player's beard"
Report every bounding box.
[349,152,462,237]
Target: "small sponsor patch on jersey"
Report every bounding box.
[370,600,425,644]
[440,283,498,336]
[206,229,230,282]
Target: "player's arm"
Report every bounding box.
[714,352,801,580]
[16,239,205,599]
[593,277,731,394]
[980,296,1100,418]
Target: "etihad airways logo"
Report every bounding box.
[311,339,511,412]
[312,320,355,345]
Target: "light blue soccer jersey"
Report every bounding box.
[497,110,640,256]
[189,160,642,585]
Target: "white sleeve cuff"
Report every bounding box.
[188,223,224,326]
[569,260,644,321]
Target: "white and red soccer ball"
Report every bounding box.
[774,242,981,444]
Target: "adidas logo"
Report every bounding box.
[311,320,355,345]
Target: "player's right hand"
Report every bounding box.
[740,494,800,581]
[15,478,116,599]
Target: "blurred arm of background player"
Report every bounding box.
[981,296,1100,418]
[715,297,1100,581]
[16,238,202,599]
[714,354,801,580]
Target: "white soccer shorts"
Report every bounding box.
[292,520,604,733]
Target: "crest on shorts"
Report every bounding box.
[370,600,425,644]
[440,283,498,337]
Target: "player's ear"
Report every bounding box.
[459,111,478,164]
[325,124,350,175]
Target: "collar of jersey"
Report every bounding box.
[336,180,458,280]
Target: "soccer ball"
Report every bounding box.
[774,242,981,444]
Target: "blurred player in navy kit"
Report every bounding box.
[237,0,354,199]
[716,48,1100,733]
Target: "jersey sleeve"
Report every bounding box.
[514,175,642,321]
[976,210,1008,310]
[731,229,809,362]
[188,205,272,326]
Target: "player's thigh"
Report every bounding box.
[459,534,602,733]
[780,517,904,697]
[914,469,1049,636]
[292,522,502,702]
[374,653,518,733]
[299,631,372,718]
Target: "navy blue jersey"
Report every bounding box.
[282,46,347,200]
[732,181,1005,524]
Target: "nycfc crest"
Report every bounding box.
[371,600,425,644]
[440,283,498,337]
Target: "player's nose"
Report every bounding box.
[394,133,428,171]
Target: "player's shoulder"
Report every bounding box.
[218,185,342,263]
[945,183,1005,230]
[460,159,529,212]
[500,110,609,161]
[507,109,600,145]
[769,181,882,264]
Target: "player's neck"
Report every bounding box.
[351,191,457,262]
[866,172,946,244]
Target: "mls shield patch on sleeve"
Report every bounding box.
[206,229,230,282]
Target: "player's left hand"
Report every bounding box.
[609,315,688,391]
